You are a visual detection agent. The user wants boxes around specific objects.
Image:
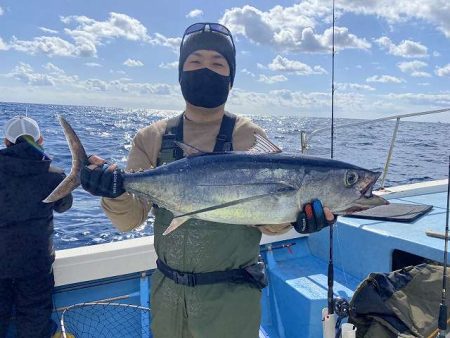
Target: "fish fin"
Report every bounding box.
[43,175,80,203]
[248,134,282,154]
[43,116,88,203]
[163,216,191,235]
[174,185,296,219]
[174,142,206,157]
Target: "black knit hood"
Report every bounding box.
[178,30,236,87]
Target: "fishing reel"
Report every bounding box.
[333,297,352,338]
[334,297,350,318]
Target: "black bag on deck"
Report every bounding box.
[348,264,450,338]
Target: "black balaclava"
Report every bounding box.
[179,30,236,108]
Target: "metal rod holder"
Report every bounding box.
[380,118,400,188]
[301,131,308,153]
[299,108,449,186]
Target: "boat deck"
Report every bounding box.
[260,183,448,337]
[309,189,448,279]
[6,181,446,338]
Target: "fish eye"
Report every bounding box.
[345,170,359,187]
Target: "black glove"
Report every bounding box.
[80,161,125,198]
[293,199,336,234]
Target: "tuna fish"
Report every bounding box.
[44,116,388,235]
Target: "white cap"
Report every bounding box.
[4,116,41,144]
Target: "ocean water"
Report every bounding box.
[1,102,449,249]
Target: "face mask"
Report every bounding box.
[180,68,230,108]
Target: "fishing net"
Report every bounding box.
[60,302,151,338]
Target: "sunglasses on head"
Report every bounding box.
[181,23,235,53]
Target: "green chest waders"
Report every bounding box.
[151,113,264,338]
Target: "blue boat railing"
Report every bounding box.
[300,107,450,188]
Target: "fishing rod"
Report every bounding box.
[324,3,352,337]
[328,0,336,315]
[322,2,338,337]
[438,155,450,337]
[330,0,336,160]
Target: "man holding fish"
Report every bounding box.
[48,23,384,338]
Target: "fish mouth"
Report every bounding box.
[341,194,389,214]
[360,179,374,198]
[341,171,388,215]
[360,171,381,197]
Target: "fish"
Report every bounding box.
[44,116,388,235]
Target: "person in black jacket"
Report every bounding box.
[0,116,73,338]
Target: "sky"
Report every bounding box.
[0,0,449,121]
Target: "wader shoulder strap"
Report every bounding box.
[213,111,236,152]
[156,114,184,166]
[157,112,237,166]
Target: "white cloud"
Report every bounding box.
[333,0,450,38]
[258,74,288,84]
[407,71,431,78]
[337,82,375,91]
[59,12,151,57]
[0,37,8,50]
[229,88,328,110]
[256,63,266,70]
[228,86,450,120]
[43,62,64,73]
[84,62,102,67]
[123,58,144,67]
[397,60,431,77]
[3,62,177,97]
[319,26,371,51]
[114,82,174,95]
[6,63,55,86]
[375,37,428,58]
[0,6,4,16]
[220,4,370,53]
[85,78,108,91]
[2,60,449,120]
[433,51,441,57]
[62,12,150,43]
[228,87,342,115]
[159,61,178,69]
[9,36,85,57]
[39,27,59,34]
[110,69,126,75]
[149,33,181,52]
[186,9,203,18]
[241,68,255,77]
[40,63,79,84]
[6,62,75,87]
[366,75,405,83]
[4,12,180,58]
[435,64,450,77]
[385,92,450,106]
[14,14,157,57]
[268,55,327,75]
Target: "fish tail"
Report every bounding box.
[43,116,88,203]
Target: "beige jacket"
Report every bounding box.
[101,113,292,235]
